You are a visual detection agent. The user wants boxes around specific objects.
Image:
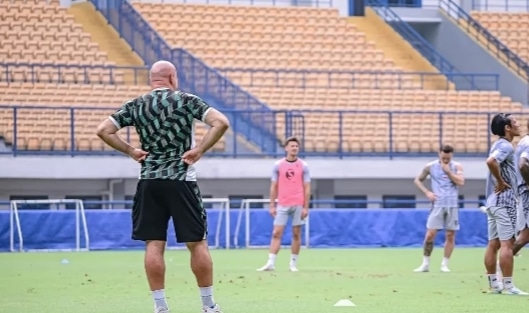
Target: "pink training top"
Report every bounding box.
[271,158,311,207]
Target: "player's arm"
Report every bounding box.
[188,95,230,154]
[486,143,512,187]
[269,162,279,210]
[446,163,465,186]
[413,164,431,195]
[519,150,529,186]
[96,101,136,156]
[303,163,311,210]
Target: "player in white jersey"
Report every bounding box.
[413,145,464,273]
[483,113,526,295]
[512,126,529,258]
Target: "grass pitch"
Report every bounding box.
[2,248,529,313]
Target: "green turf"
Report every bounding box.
[2,248,529,312]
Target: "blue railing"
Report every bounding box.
[440,0,529,80]
[0,63,149,85]
[367,0,459,76]
[0,199,487,210]
[0,106,518,158]
[133,0,335,6]
[0,62,500,91]
[89,0,279,154]
[219,68,500,90]
[472,0,529,11]
[376,0,422,7]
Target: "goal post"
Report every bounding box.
[165,198,231,250]
[10,199,90,252]
[233,199,310,249]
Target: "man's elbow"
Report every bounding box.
[218,116,230,131]
[96,124,106,138]
[457,178,465,186]
[486,157,497,168]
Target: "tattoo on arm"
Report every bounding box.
[423,241,434,256]
[414,166,430,194]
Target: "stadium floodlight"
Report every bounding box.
[233,199,310,249]
[10,199,90,252]
[165,198,230,250]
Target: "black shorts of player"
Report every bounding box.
[131,179,207,243]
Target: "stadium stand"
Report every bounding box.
[471,12,529,64]
[0,0,225,152]
[132,1,525,153]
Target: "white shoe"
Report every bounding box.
[488,285,503,294]
[289,265,299,272]
[155,307,170,313]
[503,287,529,295]
[440,264,451,272]
[256,263,275,271]
[413,264,429,272]
[202,304,223,313]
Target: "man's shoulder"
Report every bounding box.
[425,160,437,168]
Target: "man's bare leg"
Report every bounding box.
[485,238,502,292]
[145,240,169,312]
[257,225,285,271]
[440,230,456,272]
[414,229,437,272]
[513,228,529,256]
[289,226,302,271]
[186,240,221,311]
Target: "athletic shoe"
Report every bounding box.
[413,264,429,272]
[203,304,223,313]
[155,307,170,313]
[256,263,275,271]
[503,287,529,295]
[440,264,451,272]
[289,265,299,272]
[488,285,503,294]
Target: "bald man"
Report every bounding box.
[96,60,229,313]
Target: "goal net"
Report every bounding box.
[10,199,90,252]
[233,199,310,249]
[165,198,231,250]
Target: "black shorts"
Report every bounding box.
[131,179,207,243]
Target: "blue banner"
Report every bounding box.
[0,209,488,251]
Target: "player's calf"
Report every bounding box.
[413,230,436,272]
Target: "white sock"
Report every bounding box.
[199,286,215,308]
[487,274,499,287]
[268,253,276,266]
[422,256,430,266]
[503,277,513,289]
[151,289,168,309]
[290,254,298,266]
[441,257,449,266]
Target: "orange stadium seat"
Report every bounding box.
[0,1,125,84]
[471,12,529,63]
[0,1,524,154]
[0,83,224,152]
[0,1,225,153]
[132,2,526,153]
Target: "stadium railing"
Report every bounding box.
[89,0,279,155]
[0,62,499,91]
[472,0,529,11]
[366,0,459,76]
[0,63,149,85]
[126,0,334,6]
[0,106,507,158]
[375,0,422,7]
[439,0,529,80]
[219,68,500,90]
